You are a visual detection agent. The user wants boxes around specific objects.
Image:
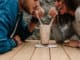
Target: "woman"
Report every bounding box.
[49,0,80,47]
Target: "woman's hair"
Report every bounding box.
[63,0,78,11]
[56,0,79,11]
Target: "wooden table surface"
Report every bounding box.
[0,40,80,60]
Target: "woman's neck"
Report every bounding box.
[69,11,75,16]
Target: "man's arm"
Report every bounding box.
[0,23,17,54]
[0,0,17,54]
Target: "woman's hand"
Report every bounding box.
[48,7,58,18]
[64,40,80,48]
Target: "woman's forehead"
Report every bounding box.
[57,0,61,1]
[56,0,62,2]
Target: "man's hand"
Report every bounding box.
[48,7,58,18]
[35,6,45,18]
[32,6,45,19]
[13,35,22,46]
[29,6,44,32]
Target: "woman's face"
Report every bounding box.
[55,0,68,14]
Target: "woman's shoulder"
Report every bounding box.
[76,7,80,11]
[75,6,80,21]
[75,7,80,14]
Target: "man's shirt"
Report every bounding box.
[0,0,19,49]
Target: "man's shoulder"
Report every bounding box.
[0,0,18,6]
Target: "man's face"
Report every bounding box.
[55,0,68,14]
[23,0,39,14]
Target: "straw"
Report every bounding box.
[49,15,56,27]
[35,11,43,25]
[49,6,58,26]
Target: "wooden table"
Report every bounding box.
[0,40,80,60]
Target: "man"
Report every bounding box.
[49,0,80,47]
[0,0,44,54]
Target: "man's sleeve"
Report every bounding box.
[0,0,17,54]
[0,22,17,54]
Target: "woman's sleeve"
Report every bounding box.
[74,7,80,36]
